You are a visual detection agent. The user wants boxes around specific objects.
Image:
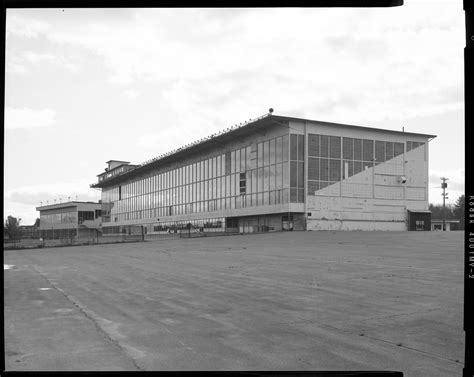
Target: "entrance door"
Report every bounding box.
[242,218,257,233]
[282,214,294,231]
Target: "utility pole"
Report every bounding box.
[441,177,449,231]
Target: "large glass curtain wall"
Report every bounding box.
[102,134,291,223]
[289,134,305,203]
[307,133,406,194]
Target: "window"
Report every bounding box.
[329,136,341,159]
[320,135,329,157]
[298,134,305,160]
[385,142,394,160]
[239,173,246,195]
[416,220,424,231]
[290,134,305,202]
[363,139,374,161]
[225,152,231,175]
[309,134,320,157]
[78,211,94,224]
[256,143,262,168]
[240,148,246,172]
[263,141,269,166]
[290,134,298,160]
[375,141,385,163]
[394,142,404,157]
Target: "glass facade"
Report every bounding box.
[78,211,95,224]
[102,134,291,223]
[289,134,305,203]
[374,140,404,163]
[308,133,405,195]
[41,211,77,226]
[308,134,341,193]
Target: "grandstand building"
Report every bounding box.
[90,112,435,234]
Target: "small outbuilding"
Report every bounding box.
[431,219,460,231]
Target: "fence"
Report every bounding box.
[3,226,145,250]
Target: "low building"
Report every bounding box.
[431,219,460,231]
[36,201,102,239]
[90,113,436,233]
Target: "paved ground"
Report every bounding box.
[4,231,464,375]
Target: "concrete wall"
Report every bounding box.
[308,219,405,231]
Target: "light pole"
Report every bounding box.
[441,177,449,231]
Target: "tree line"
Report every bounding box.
[4,216,40,241]
[429,195,465,230]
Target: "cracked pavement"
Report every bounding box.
[4,231,464,375]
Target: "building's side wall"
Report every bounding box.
[295,120,430,231]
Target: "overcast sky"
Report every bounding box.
[5,2,464,225]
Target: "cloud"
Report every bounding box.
[24,51,55,63]
[429,168,464,205]
[326,36,388,61]
[6,13,51,38]
[4,180,101,225]
[5,107,57,130]
[5,7,463,121]
[124,89,139,100]
[136,121,214,152]
[5,180,100,207]
[17,51,79,73]
[6,62,27,74]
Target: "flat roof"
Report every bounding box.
[91,113,437,188]
[36,201,101,211]
[106,160,130,164]
[97,163,138,177]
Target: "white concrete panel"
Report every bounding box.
[374,161,404,176]
[341,182,372,198]
[406,187,426,201]
[372,210,405,221]
[406,200,429,211]
[307,219,405,231]
[374,174,401,186]
[374,185,404,200]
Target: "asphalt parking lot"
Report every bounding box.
[4,231,464,376]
